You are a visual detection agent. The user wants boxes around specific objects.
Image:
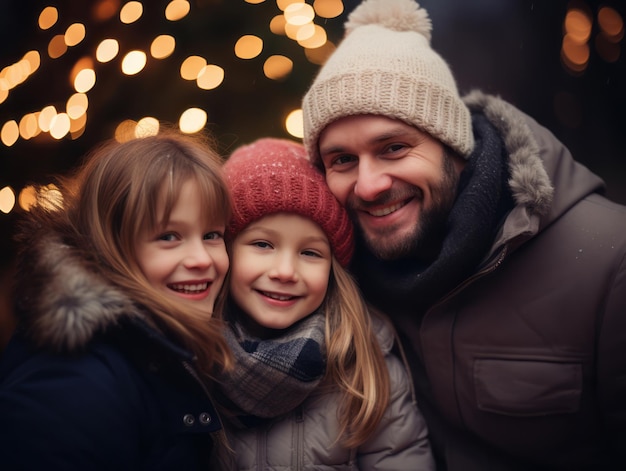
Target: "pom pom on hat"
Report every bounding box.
[345,0,431,39]
[302,0,474,165]
[223,138,354,267]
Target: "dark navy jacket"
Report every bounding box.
[0,229,222,470]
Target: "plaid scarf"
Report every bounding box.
[217,309,327,422]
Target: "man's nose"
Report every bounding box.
[354,158,392,201]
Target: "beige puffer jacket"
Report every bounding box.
[215,314,434,470]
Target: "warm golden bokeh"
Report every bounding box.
[313,0,343,19]
[234,35,264,59]
[121,50,147,75]
[65,23,86,47]
[38,6,59,30]
[263,55,293,80]
[180,55,207,80]
[120,1,143,24]
[197,65,225,90]
[165,0,191,21]
[179,108,207,134]
[0,0,623,219]
[0,187,16,214]
[96,39,120,62]
[151,35,176,59]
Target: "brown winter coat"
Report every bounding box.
[389,93,626,470]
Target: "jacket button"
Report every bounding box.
[182,414,195,426]
[199,412,212,425]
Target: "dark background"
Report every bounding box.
[0,0,625,251]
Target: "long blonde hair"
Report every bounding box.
[32,130,232,378]
[323,260,391,448]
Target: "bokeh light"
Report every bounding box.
[1,121,19,147]
[180,55,206,80]
[38,185,64,211]
[38,6,59,30]
[115,119,138,143]
[18,185,37,211]
[96,39,120,62]
[121,50,147,75]
[66,93,89,119]
[74,68,97,92]
[151,35,176,59]
[19,113,39,140]
[1,0,624,221]
[285,108,303,138]
[165,0,191,21]
[38,106,57,132]
[93,0,120,21]
[270,15,287,35]
[48,35,68,59]
[120,1,144,24]
[313,0,344,18]
[284,3,315,26]
[0,187,16,214]
[277,0,301,11]
[65,23,86,47]
[235,35,263,59]
[598,7,623,39]
[565,9,592,44]
[179,108,207,134]
[263,55,293,80]
[196,65,224,90]
[135,117,160,137]
[50,113,71,139]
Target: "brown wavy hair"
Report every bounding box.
[31,129,233,378]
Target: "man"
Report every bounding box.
[301,0,626,469]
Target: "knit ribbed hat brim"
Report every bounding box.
[302,0,474,164]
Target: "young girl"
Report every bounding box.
[0,131,232,469]
[215,138,434,470]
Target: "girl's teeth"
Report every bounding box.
[263,291,292,301]
[171,282,208,293]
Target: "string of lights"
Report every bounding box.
[0,0,624,218]
[0,0,347,214]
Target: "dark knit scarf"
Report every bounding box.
[217,306,326,425]
[351,113,514,321]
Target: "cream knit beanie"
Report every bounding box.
[302,0,474,164]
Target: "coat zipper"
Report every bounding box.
[434,245,508,308]
[425,245,508,427]
[257,427,267,470]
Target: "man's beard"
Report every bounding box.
[347,151,459,262]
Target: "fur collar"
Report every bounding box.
[464,91,554,216]
[14,225,142,353]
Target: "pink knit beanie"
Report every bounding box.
[223,138,354,267]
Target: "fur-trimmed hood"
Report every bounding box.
[13,219,143,353]
[464,91,604,226]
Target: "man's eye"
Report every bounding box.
[335,154,356,165]
[386,143,407,153]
